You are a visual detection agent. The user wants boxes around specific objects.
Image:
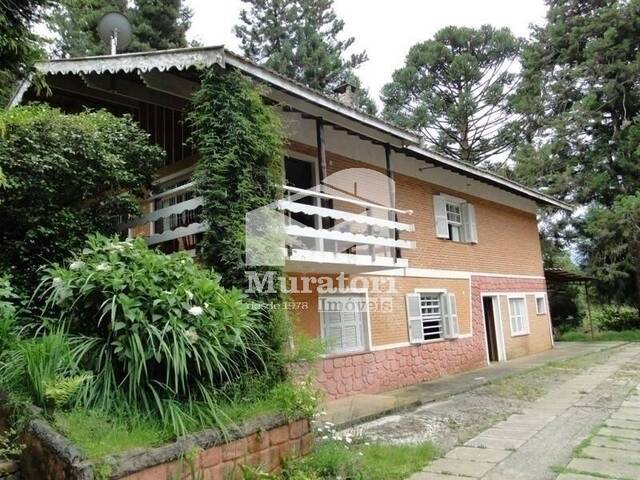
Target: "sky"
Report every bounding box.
[185,0,548,105]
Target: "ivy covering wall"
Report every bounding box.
[189,68,287,368]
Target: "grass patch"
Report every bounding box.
[282,441,439,480]
[559,329,640,342]
[51,380,317,461]
[54,409,168,459]
[484,374,546,401]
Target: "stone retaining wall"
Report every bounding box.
[0,402,312,480]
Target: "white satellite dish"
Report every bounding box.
[97,12,132,55]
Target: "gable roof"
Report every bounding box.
[13,45,572,212]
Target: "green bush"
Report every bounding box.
[594,306,640,331]
[0,331,89,409]
[0,274,18,354]
[0,104,163,290]
[37,235,267,434]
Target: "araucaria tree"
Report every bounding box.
[382,25,522,166]
[49,0,192,57]
[234,0,377,114]
[513,0,640,304]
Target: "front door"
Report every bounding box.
[483,296,500,362]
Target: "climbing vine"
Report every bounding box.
[189,68,287,367]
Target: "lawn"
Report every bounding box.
[281,440,440,480]
[558,329,640,342]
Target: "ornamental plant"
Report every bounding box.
[0,104,163,291]
[36,235,266,434]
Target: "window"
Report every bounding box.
[508,297,529,336]
[320,295,368,354]
[406,292,459,342]
[433,195,478,243]
[535,294,547,315]
[446,202,463,242]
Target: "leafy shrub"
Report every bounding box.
[0,274,18,353]
[271,378,319,420]
[37,235,266,434]
[0,104,163,290]
[594,306,640,331]
[0,331,87,409]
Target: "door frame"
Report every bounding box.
[481,294,506,363]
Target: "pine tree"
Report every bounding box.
[381,25,522,166]
[234,0,376,114]
[49,0,192,57]
[128,0,191,52]
[513,0,640,303]
[0,0,51,104]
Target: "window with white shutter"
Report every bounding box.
[508,297,529,336]
[442,293,459,339]
[433,195,478,244]
[320,295,368,354]
[406,292,459,342]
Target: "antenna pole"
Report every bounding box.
[110,27,118,55]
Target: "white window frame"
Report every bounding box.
[507,295,530,337]
[445,201,464,242]
[535,294,547,315]
[319,291,371,356]
[407,288,459,343]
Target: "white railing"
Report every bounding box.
[119,181,206,246]
[120,182,415,268]
[279,184,414,268]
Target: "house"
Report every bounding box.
[11,46,572,400]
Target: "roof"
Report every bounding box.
[14,45,572,211]
[545,268,594,283]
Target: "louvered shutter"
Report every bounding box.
[405,293,424,343]
[461,203,478,243]
[433,195,449,238]
[442,293,460,339]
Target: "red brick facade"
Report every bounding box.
[313,275,550,400]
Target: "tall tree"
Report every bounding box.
[0,0,51,104]
[382,25,522,166]
[234,0,376,114]
[513,0,640,303]
[49,0,192,57]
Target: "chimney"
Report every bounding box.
[333,82,357,108]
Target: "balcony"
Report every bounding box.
[120,181,414,272]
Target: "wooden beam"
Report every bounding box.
[138,71,199,100]
[316,117,335,246]
[82,73,187,110]
[385,144,400,261]
[46,75,139,109]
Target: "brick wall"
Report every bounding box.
[118,419,312,480]
[471,276,552,360]
[306,275,553,400]
[288,140,545,277]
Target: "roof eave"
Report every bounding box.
[407,145,574,212]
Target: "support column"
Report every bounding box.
[316,117,335,251]
[385,144,400,261]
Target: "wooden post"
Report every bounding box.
[316,117,334,252]
[385,144,399,262]
[584,281,594,340]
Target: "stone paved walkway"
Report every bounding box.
[407,343,640,480]
[557,377,640,480]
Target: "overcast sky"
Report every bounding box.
[185,0,547,105]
